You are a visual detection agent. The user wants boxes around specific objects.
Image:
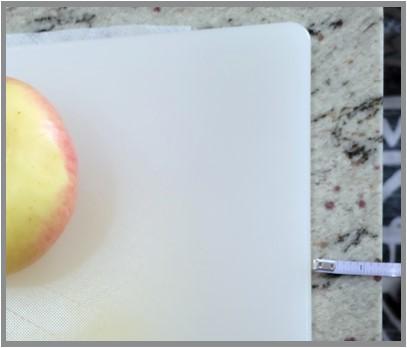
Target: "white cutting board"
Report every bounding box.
[6,23,311,341]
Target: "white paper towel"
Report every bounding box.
[6,24,191,47]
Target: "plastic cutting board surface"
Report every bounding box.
[6,23,311,341]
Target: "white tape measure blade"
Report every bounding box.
[313,259,401,278]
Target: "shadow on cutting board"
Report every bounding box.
[7,128,116,287]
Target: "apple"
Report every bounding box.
[6,77,78,274]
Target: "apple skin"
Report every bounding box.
[6,77,78,274]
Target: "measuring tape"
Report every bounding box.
[313,258,401,277]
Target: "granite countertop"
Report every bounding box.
[6,6,383,341]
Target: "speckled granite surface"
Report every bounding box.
[6,6,383,341]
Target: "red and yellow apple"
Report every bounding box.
[6,77,78,274]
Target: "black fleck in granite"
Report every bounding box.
[6,6,383,341]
